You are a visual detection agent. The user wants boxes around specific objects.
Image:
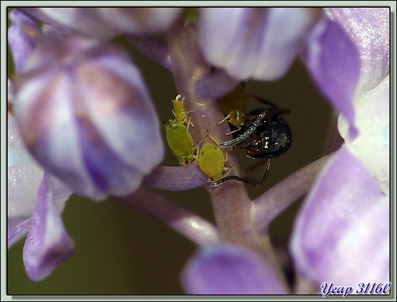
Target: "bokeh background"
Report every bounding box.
[7,20,336,294]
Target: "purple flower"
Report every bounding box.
[21,8,183,40]
[8,10,41,73]
[8,9,165,281]
[290,146,389,286]
[290,8,389,288]
[8,90,74,280]
[182,244,286,294]
[13,31,164,200]
[198,7,360,139]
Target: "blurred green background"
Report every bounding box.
[7,21,335,295]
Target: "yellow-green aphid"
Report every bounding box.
[219,84,247,129]
[197,143,228,182]
[172,95,188,125]
[165,95,195,166]
[165,123,195,166]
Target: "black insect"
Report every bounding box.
[211,96,292,187]
[232,107,292,159]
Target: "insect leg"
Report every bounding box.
[219,111,266,147]
[210,159,271,188]
[210,175,260,187]
[245,158,270,178]
[253,158,271,186]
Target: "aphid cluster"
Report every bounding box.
[164,85,292,187]
[165,95,230,183]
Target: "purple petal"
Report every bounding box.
[182,244,286,294]
[338,76,389,193]
[125,35,173,70]
[8,97,73,219]
[8,164,72,248]
[14,33,164,200]
[8,218,31,248]
[326,8,389,95]
[8,9,41,73]
[290,145,389,285]
[199,8,322,81]
[194,69,239,100]
[303,18,360,140]
[95,8,183,35]
[8,108,44,218]
[21,8,182,40]
[23,173,75,281]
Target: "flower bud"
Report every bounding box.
[14,33,164,200]
[198,8,323,81]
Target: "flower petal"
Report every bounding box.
[23,173,75,281]
[303,18,360,140]
[338,76,389,193]
[182,244,286,294]
[326,8,389,95]
[8,9,41,73]
[8,107,44,218]
[290,145,389,285]
[194,69,239,100]
[8,218,31,248]
[14,33,164,200]
[21,8,182,40]
[199,8,322,81]
[95,8,182,35]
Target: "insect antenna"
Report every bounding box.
[219,111,266,147]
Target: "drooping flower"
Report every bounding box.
[13,31,164,200]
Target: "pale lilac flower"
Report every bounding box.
[8,9,41,73]
[8,88,74,280]
[182,244,286,294]
[290,146,389,285]
[20,8,183,40]
[13,31,164,200]
[8,13,76,281]
[197,7,360,139]
[290,8,390,288]
[8,9,164,281]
